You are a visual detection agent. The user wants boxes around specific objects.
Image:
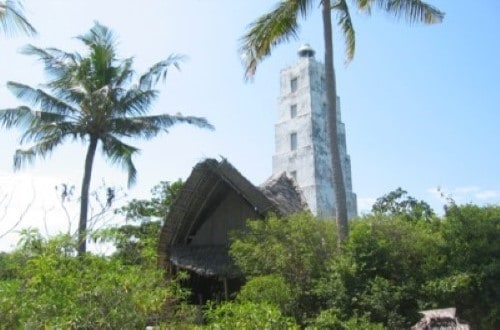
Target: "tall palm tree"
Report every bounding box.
[0,0,35,36]
[241,0,444,243]
[0,22,213,255]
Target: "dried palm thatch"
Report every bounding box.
[169,245,240,278]
[260,172,308,215]
[158,158,307,277]
[411,308,470,330]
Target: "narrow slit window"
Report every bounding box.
[290,132,297,151]
[290,104,297,118]
[290,77,298,93]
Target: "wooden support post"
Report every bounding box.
[223,277,228,300]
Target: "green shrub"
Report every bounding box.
[237,274,295,315]
[307,308,384,330]
[202,301,298,329]
[0,231,185,329]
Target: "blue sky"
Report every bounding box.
[1,1,499,250]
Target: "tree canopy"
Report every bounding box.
[227,203,498,328]
[0,22,213,255]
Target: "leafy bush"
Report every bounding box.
[307,308,384,330]
[229,204,500,328]
[437,204,500,328]
[202,301,298,329]
[2,194,498,329]
[0,230,187,328]
[237,274,295,315]
[230,212,338,322]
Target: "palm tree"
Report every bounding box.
[0,0,35,36]
[0,22,214,255]
[241,0,444,243]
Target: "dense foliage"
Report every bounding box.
[0,231,189,328]
[371,187,435,221]
[0,180,190,328]
[225,203,500,329]
[109,180,183,265]
[230,212,338,321]
[1,186,498,329]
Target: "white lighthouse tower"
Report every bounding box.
[272,44,357,219]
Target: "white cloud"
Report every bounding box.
[357,197,376,215]
[475,190,500,200]
[427,185,500,206]
[453,186,481,194]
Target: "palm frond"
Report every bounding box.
[0,0,36,36]
[7,82,79,116]
[357,0,444,24]
[155,113,215,131]
[22,45,80,64]
[72,22,120,93]
[296,0,312,17]
[77,21,116,52]
[240,0,313,79]
[109,113,214,139]
[13,133,66,170]
[21,45,78,80]
[355,0,372,14]
[0,106,38,129]
[21,45,86,103]
[19,119,80,144]
[333,0,356,63]
[116,89,158,116]
[138,54,186,90]
[113,57,135,88]
[50,85,86,106]
[100,134,138,187]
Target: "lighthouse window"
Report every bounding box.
[290,104,297,118]
[290,77,298,93]
[290,132,297,151]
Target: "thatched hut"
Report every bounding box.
[158,158,307,303]
[411,308,470,330]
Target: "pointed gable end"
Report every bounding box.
[158,158,307,277]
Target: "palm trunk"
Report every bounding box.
[77,135,98,256]
[322,0,349,243]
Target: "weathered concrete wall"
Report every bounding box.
[273,48,357,219]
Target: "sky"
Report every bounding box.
[1,0,499,250]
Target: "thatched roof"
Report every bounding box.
[411,308,470,330]
[158,158,307,276]
[260,172,308,215]
[169,245,240,278]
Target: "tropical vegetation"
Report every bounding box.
[225,200,500,329]
[0,22,213,255]
[1,2,498,330]
[1,187,498,329]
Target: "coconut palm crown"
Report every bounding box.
[241,0,444,77]
[0,0,35,36]
[0,22,214,255]
[241,0,443,243]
